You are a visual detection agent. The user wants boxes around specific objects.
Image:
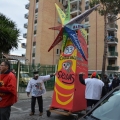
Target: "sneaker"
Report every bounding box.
[29,112,34,116]
[39,112,43,116]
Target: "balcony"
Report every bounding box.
[70,7,81,15]
[23,33,27,38]
[107,65,119,71]
[25,3,30,9]
[24,23,28,28]
[85,5,89,10]
[24,13,29,19]
[85,0,89,2]
[107,13,117,19]
[70,0,81,4]
[107,51,118,58]
[35,14,38,20]
[107,37,118,45]
[107,23,118,31]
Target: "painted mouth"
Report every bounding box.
[57,71,75,84]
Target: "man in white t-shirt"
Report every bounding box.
[79,72,105,112]
[26,71,55,116]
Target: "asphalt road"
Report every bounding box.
[10,97,85,120]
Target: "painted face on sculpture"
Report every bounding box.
[57,61,75,84]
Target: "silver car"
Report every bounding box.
[80,86,120,120]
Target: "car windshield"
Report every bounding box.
[90,89,120,120]
[21,73,30,78]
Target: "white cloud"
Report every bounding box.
[0,0,28,56]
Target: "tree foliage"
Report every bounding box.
[89,0,120,79]
[0,13,20,54]
[90,0,120,16]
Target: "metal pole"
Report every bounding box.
[17,60,20,93]
[96,10,97,72]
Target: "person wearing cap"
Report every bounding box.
[111,74,120,89]
[26,71,55,116]
[79,72,105,112]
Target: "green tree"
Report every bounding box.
[0,13,20,55]
[90,0,120,79]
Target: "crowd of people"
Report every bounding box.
[79,72,120,112]
[0,60,120,120]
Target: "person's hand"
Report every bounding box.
[53,73,56,76]
[50,73,56,77]
[27,92,30,97]
[0,81,3,87]
[40,83,43,90]
[79,72,85,75]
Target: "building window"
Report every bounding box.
[32,53,35,57]
[33,47,35,53]
[33,42,36,46]
[108,60,115,65]
[56,49,61,55]
[34,30,37,35]
[32,59,35,65]
[36,0,39,3]
[108,46,115,52]
[85,17,89,22]
[34,19,37,24]
[108,31,115,37]
[35,8,38,13]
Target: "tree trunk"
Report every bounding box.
[101,15,107,80]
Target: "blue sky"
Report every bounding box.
[0,0,28,55]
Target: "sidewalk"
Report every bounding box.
[18,90,54,100]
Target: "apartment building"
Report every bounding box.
[24,0,120,75]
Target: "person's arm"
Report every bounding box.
[79,74,85,85]
[111,80,113,89]
[101,85,107,97]
[0,74,17,95]
[41,73,55,82]
[107,78,110,83]
[26,80,32,97]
